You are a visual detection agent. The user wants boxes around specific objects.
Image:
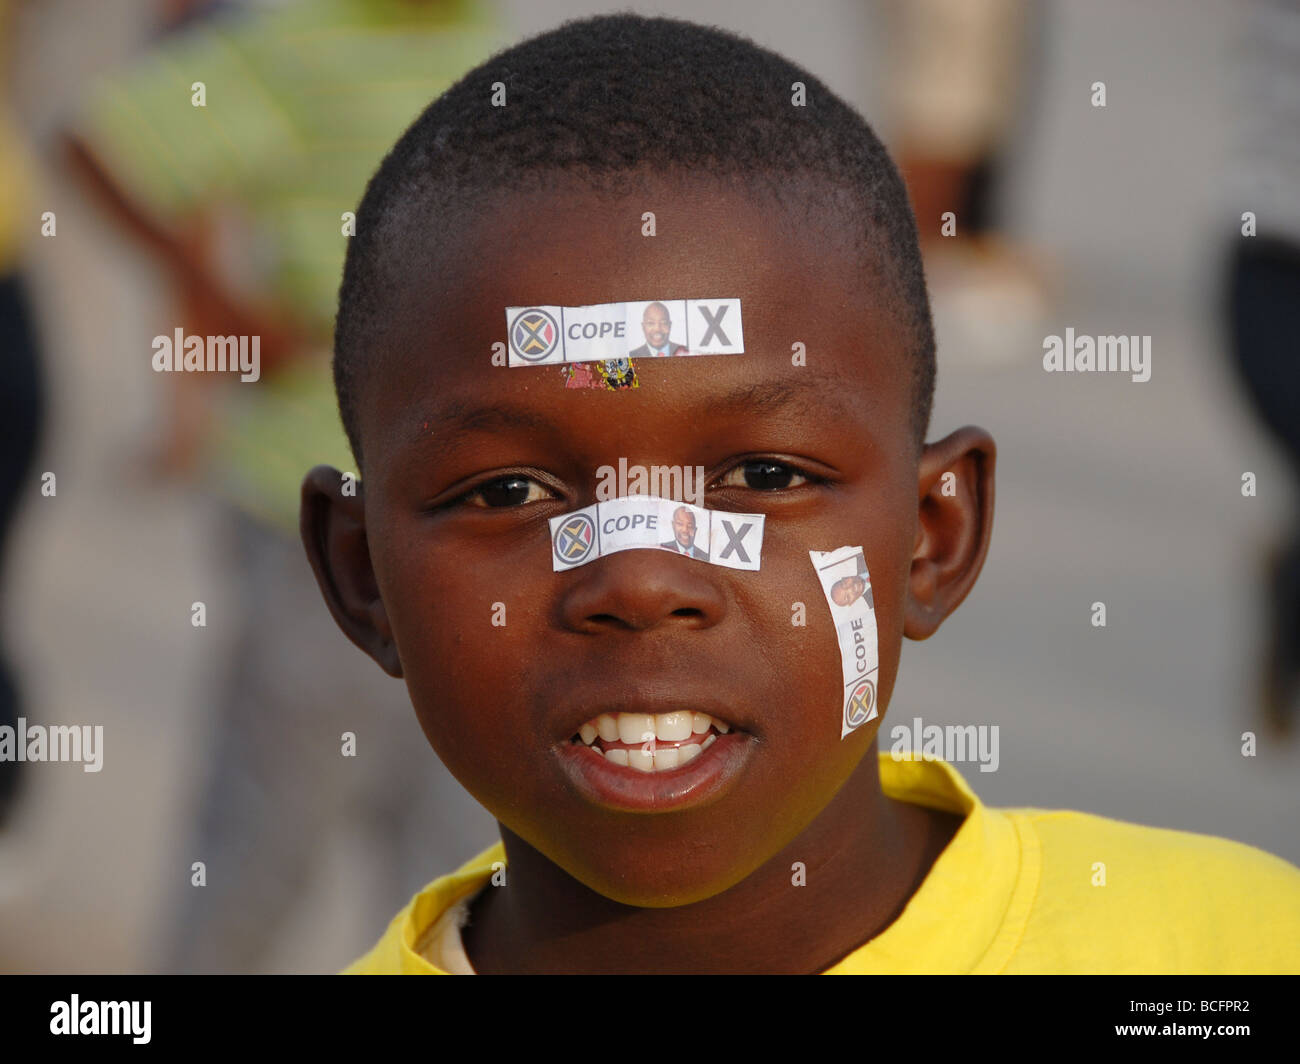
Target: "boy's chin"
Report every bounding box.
[558,852,773,910]
[532,806,825,910]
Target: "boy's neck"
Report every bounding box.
[460,757,963,974]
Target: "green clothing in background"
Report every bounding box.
[78,0,499,530]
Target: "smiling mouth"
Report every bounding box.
[570,711,732,772]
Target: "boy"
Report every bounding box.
[300,15,1300,973]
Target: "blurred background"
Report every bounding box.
[0,0,1296,973]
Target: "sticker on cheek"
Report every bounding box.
[810,546,879,739]
[550,495,764,572]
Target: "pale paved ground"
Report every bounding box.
[0,0,1294,973]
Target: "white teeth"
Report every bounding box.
[591,735,720,771]
[627,748,655,772]
[655,711,693,742]
[579,712,733,771]
[618,713,655,745]
[584,711,734,742]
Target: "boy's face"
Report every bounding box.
[314,176,992,906]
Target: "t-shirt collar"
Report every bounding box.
[390,754,1029,975]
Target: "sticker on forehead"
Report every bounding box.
[810,546,879,739]
[549,495,764,572]
[560,359,640,390]
[506,300,743,367]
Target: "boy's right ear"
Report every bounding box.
[300,465,402,678]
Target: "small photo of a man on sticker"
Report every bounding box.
[629,301,688,358]
[830,554,873,609]
[660,505,708,560]
[830,574,871,609]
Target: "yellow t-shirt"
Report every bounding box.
[343,753,1300,974]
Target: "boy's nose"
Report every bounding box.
[556,551,727,634]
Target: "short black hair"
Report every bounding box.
[334,13,935,467]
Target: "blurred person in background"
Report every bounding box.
[0,0,46,828]
[63,0,499,972]
[1223,0,1300,737]
[885,0,1052,368]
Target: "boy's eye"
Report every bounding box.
[716,460,811,491]
[463,475,556,508]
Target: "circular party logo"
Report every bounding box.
[553,513,596,565]
[844,679,876,728]
[510,309,561,362]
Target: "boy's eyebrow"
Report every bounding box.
[703,373,861,421]
[414,399,562,452]
[414,372,862,451]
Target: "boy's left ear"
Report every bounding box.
[300,465,403,677]
[904,426,996,640]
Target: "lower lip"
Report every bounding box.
[553,732,753,813]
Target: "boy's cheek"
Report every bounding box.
[385,566,540,682]
[378,525,904,770]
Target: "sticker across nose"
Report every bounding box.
[550,495,764,572]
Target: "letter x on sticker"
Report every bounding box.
[718,518,753,562]
[699,304,731,346]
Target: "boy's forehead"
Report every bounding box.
[446,178,833,300]
[366,178,909,461]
